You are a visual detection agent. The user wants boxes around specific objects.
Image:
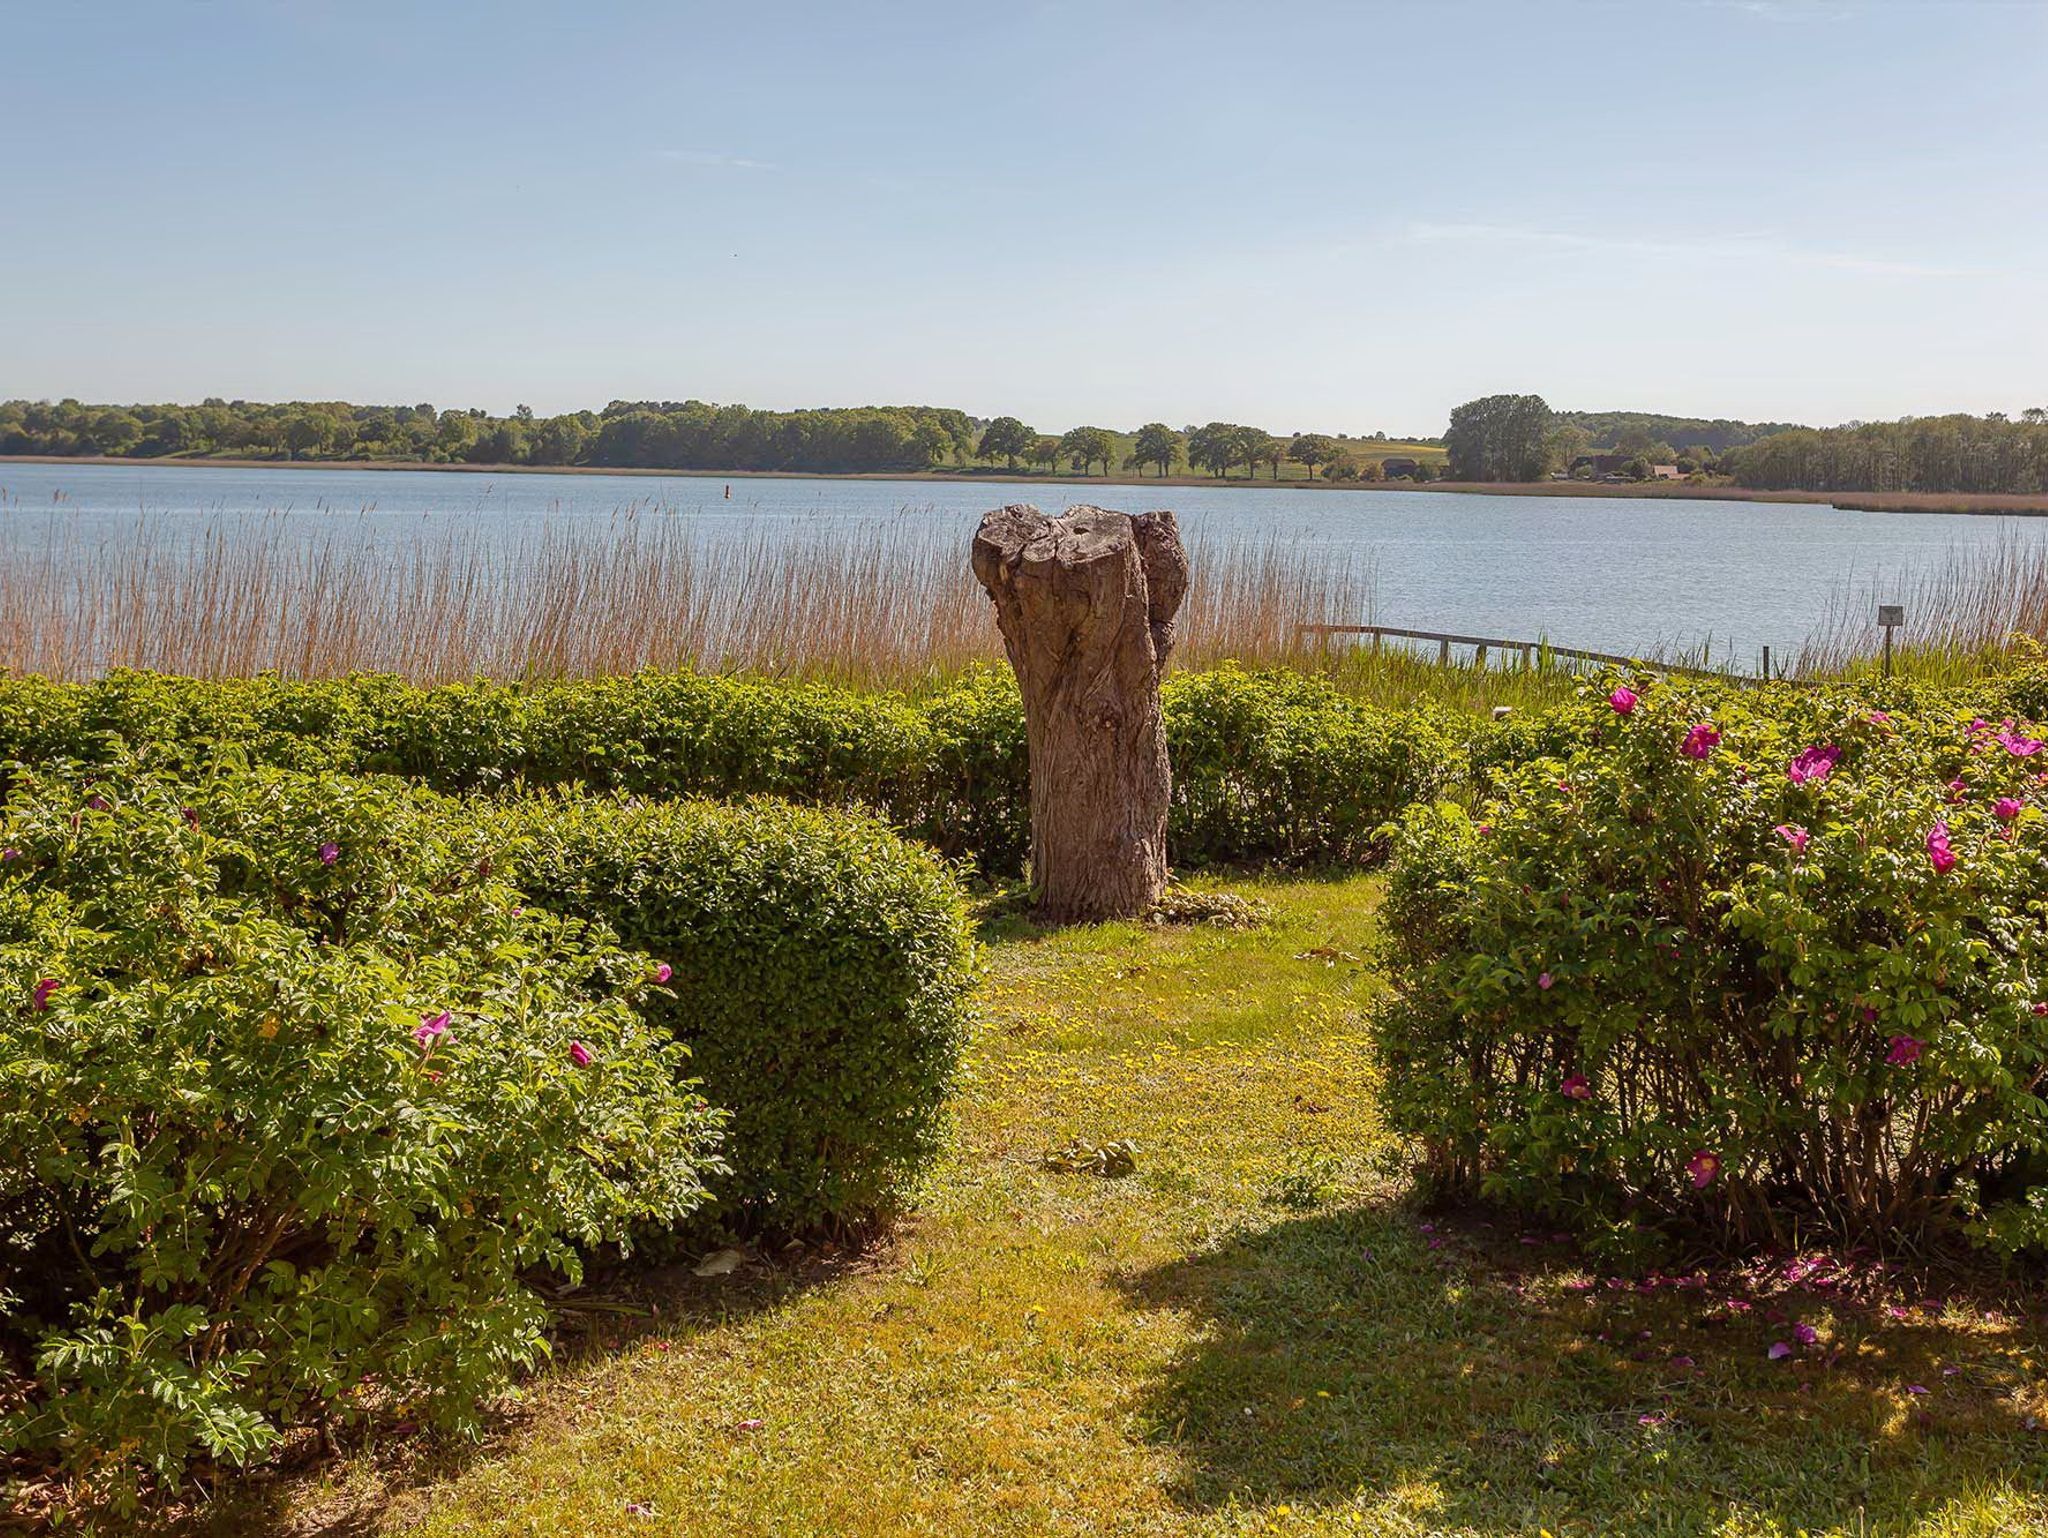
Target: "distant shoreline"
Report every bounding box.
[4,455,2045,516]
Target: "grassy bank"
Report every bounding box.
[178,875,2048,1538]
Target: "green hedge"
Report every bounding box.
[0,665,1453,874]
[494,794,978,1236]
[1378,673,2048,1260]
[0,763,723,1507]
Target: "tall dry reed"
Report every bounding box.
[0,509,1378,688]
[1794,533,2048,681]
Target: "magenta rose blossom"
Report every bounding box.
[1561,1072,1591,1100]
[1537,971,1554,991]
[652,962,673,984]
[1999,728,2045,757]
[1995,797,2024,822]
[1886,1035,1923,1066]
[1773,823,1809,852]
[414,1010,452,1047]
[1686,1150,1722,1189]
[1609,686,1638,716]
[31,977,59,1012]
[317,841,340,865]
[1680,723,1720,760]
[568,1040,594,1067]
[1926,822,1957,874]
[1786,745,1841,785]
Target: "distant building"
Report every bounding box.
[1649,463,1683,480]
[1380,456,1419,478]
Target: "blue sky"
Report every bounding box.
[4,0,2045,434]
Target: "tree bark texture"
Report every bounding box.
[970,503,1188,922]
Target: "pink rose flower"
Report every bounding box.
[1886,1035,1923,1066]
[31,977,59,1012]
[1926,822,1956,874]
[1609,686,1638,716]
[1680,723,1720,760]
[1561,1072,1591,1100]
[317,841,340,865]
[1537,972,1554,991]
[568,1040,594,1067]
[1786,745,1841,785]
[653,962,673,984]
[1995,797,2024,822]
[1773,824,1809,852]
[414,1010,452,1048]
[1686,1150,1722,1189]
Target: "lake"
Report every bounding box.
[0,459,2038,671]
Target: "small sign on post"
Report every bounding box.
[1878,604,1905,678]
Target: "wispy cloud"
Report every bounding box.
[1402,221,1992,280]
[658,150,774,170]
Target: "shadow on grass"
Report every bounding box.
[148,1244,863,1538]
[1117,1204,2048,1535]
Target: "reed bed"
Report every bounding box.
[1794,533,2048,683]
[9,507,2045,707]
[0,508,1387,690]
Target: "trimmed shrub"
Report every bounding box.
[0,764,723,1506]
[1377,674,2048,1259]
[496,795,977,1236]
[1164,666,1457,866]
[0,665,1449,875]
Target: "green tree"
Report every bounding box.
[86,410,144,456]
[977,416,1035,469]
[1289,433,1338,479]
[1131,423,1182,477]
[1186,422,1240,478]
[1234,426,1282,479]
[1444,394,1555,482]
[280,412,329,461]
[1058,425,1115,476]
[1030,435,1062,475]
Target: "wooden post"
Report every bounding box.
[1761,645,1772,682]
[1439,638,1450,666]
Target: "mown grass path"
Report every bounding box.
[208,877,2048,1537]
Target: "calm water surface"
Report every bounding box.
[1,461,2036,669]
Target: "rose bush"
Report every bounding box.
[1377,674,2048,1259]
[0,764,723,1508]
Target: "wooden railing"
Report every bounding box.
[1293,623,1794,684]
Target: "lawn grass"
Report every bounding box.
[182,876,2048,1537]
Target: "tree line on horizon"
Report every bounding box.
[0,397,1439,482]
[7,394,2045,495]
[1446,393,2048,495]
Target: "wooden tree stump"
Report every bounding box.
[971,503,1188,922]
